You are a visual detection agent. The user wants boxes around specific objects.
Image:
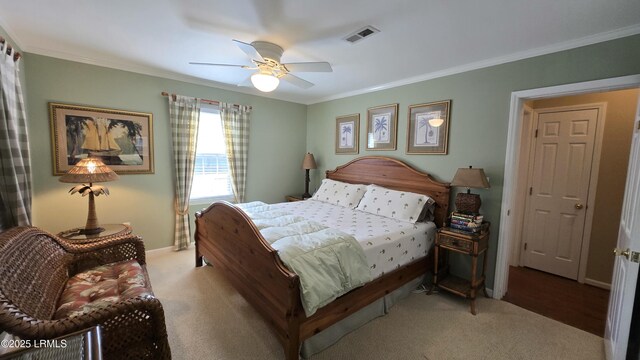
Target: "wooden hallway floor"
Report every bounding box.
[502,266,610,336]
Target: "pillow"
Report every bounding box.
[356,185,433,223]
[311,179,367,209]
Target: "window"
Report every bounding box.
[190,107,233,202]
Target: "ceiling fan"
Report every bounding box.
[190,40,333,92]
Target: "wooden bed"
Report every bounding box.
[195,156,450,359]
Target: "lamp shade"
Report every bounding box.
[59,158,119,184]
[251,71,280,92]
[302,153,317,170]
[450,166,490,189]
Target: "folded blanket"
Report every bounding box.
[238,202,372,316]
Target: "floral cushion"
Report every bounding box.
[54,259,152,319]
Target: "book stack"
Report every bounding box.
[449,212,484,233]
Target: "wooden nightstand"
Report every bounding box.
[285,195,305,202]
[430,223,490,315]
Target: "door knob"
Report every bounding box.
[613,248,630,259]
[575,203,584,210]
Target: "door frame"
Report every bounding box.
[517,103,606,284]
[494,74,640,299]
[509,103,533,266]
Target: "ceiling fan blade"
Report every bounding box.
[281,73,314,89]
[237,76,253,87]
[283,62,333,73]
[233,39,264,61]
[189,62,250,68]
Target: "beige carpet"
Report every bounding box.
[146,248,605,360]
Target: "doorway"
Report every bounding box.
[494,75,640,298]
[493,79,640,342]
[520,104,603,280]
[504,89,639,336]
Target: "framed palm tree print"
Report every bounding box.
[335,114,359,154]
[50,102,154,174]
[366,103,398,150]
[406,100,451,154]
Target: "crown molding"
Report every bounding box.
[308,23,640,105]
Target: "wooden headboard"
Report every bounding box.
[325,156,450,227]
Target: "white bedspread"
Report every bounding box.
[270,200,436,279]
[237,202,372,316]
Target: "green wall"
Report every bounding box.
[307,34,640,289]
[23,54,307,250]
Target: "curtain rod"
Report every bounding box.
[0,37,21,62]
[161,92,251,110]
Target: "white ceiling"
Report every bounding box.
[0,0,639,105]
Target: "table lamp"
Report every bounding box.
[450,166,490,214]
[59,157,119,235]
[301,153,317,199]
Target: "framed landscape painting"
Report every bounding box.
[366,103,398,150]
[49,102,154,175]
[335,114,359,154]
[406,100,451,154]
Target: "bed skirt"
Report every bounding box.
[300,274,427,358]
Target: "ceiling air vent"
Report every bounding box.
[344,26,380,44]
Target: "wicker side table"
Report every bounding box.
[430,224,490,315]
[57,224,132,244]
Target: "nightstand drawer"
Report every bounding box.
[438,234,472,252]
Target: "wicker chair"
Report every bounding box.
[0,226,171,360]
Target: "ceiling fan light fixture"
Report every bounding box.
[251,70,279,92]
[429,118,445,127]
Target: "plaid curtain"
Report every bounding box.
[220,102,251,203]
[0,45,31,231]
[168,95,200,250]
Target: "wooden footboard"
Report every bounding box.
[195,201,303,358]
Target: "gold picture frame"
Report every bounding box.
[49,102,154,175]
[406,100,451,154]
[335,114,360,154]
[366,103,399,150]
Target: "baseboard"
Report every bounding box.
[145,246,174,255]
[486,287,494,298]
[584,278,611,290]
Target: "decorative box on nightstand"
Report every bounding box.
[430,222,490,315]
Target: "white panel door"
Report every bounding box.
[605,94,640,360]
[522,108,599,279]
